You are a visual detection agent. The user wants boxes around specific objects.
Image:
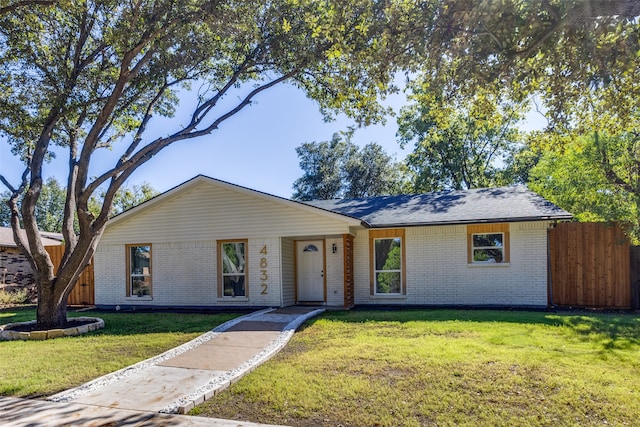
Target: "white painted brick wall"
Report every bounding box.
[245,238,282,307]
[353,222,550,307]
[94,244,124,305]
[96,221,550,308]
[95,238,281,307]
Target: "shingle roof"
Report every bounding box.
[0,227,64,247]
[304,186,572,228]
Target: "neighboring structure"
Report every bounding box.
[0,227,63,290]
[94,175,572,310]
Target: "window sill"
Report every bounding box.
[217,297,250,302]
[126,296,153,301]
[467,262,511,268]
[369,294,406,299]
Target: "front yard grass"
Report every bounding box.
[192,309,640,426]
[0,306,240,397]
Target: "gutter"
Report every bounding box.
[364,215,574,229]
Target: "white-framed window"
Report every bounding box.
[471,233,505,263]
[126,244,152,297]
[467,224,510,264]
[369,229,405,295]
[374,237,402,294]
[218,240,247,298]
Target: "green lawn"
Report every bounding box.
[0,306,240,398]
[192,309,640,426]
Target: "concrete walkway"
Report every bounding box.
[0,396,283,426]
[0,307,323,426]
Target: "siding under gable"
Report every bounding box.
[101,182,353,244]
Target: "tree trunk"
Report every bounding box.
[36,277,68,329]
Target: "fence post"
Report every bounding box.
[631,246,640,310]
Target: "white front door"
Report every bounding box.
[296,240,325,302]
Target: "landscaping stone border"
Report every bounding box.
[0,317,104,341]
[167,308,325,414]
[48,308,275,404]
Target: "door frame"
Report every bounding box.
[294,239,327,303]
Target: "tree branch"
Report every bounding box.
[189,46,262,126]
[0,0,58,15]
[597,132,636,194]
[83,70,300,206]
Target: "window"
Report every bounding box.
[467,224,510,264]
[369,229,405,295]
[127,244,152,297]
[218,240,248,298]
[472,233,504,262]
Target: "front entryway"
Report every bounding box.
[296,240,325,302]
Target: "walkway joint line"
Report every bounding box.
[48,308,277,403]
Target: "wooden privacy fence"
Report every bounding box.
[44,245,95,306]
[549,222,638,309]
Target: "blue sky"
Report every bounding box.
[0,81,546,200]
[0,82,409,199]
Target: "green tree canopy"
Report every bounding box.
[0,179,158,232]
[108,182,159,216]
[529,133,640,242]
[407,0,640,238]
[292,131,404,200]
[0,177,66,233]
[343,142,405,198]
[398,86,525,191]
[413,0,640,120]
[292,133,348,201]
[0,0,429,328]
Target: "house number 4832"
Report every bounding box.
[260,245,268,294]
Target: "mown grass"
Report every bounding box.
[192,309,640,426]
[0,306,240,397]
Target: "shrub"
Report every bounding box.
[0,288,30,305]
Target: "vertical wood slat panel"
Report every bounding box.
[342,234,355,309]
[549,223,631,308]
[44,245,95,306]
[630,246,640,309]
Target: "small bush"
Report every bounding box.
[0,288,30,305]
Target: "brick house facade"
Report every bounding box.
[94,176,571,310]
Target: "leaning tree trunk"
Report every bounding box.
[32,226,102,329]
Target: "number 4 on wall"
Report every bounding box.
[260,245,268,294]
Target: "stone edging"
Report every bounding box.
[0,317,104,341]
[47,308,276,403]
[166,307,326,414]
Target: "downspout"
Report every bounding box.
[547,222,556,309]
[279,237,284,308]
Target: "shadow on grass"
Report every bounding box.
[311,307,640,350]
[0,306,248,336]
[546,314,640,350]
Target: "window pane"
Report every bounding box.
[375,238,401,270]
[473,248,503,263]
[223,275,245,297]
[473,234,503,248]
[376,272,401,294]
[132,276,152,296]
[130,245,151,275]
[222,242,245,274]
